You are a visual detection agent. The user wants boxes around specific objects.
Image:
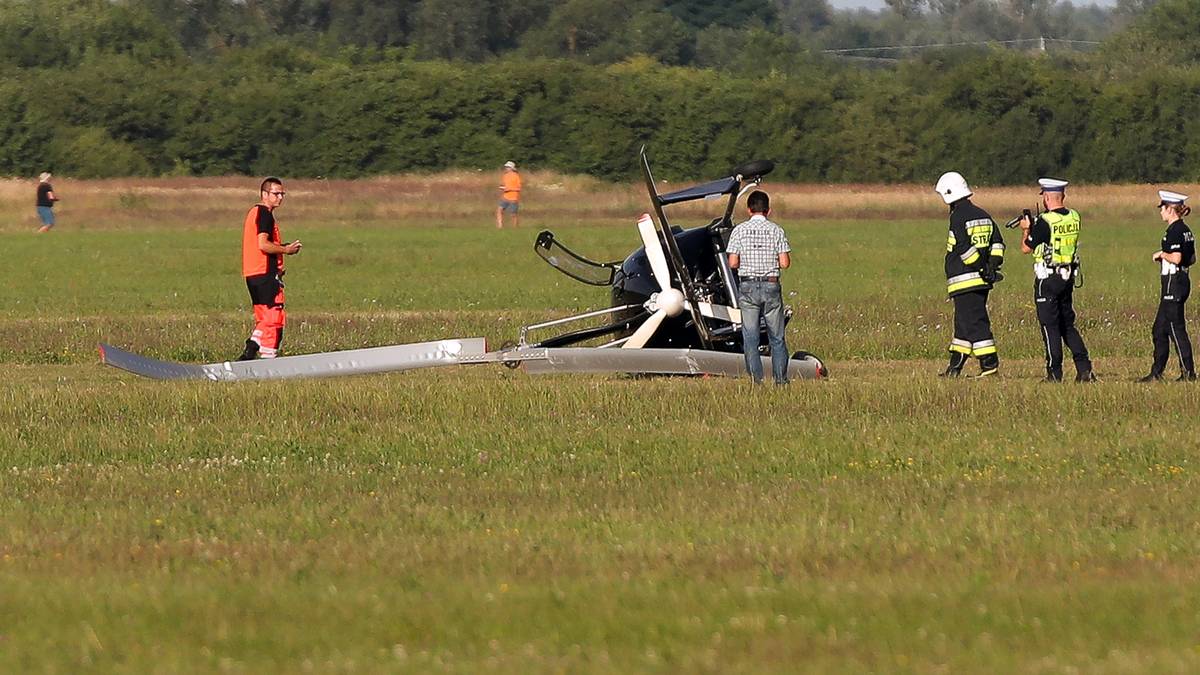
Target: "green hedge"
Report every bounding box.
[5,46,1200,183]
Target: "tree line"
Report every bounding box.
[0,0,1142,69]
[0,0,1195,184]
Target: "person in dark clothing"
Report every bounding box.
[36,172,58,233]
[934,171,1004,377]
[1140,190,1196,382]
[1018,178,1095,382]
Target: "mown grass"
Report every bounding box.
[2,176,1200,673]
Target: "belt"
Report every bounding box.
[741,276,779,282]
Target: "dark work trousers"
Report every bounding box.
[1151,274,1194,376]
[1035,274,1091,378]
[952,290,996,363]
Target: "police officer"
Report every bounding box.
[935,171,1004,377]
[1140,190,1196,382]
[1018,178,1095,382]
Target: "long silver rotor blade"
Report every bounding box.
[636,213,672,293]
[622,308,667,349]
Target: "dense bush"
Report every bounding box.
[0,0,1192,183]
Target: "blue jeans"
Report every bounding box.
[738,280,788,383]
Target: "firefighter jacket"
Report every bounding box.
[944,199,1004,297]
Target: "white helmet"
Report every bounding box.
[935,171,972,204]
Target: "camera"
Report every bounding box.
[1004,208,1033,229]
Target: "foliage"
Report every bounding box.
[0,0,1190,183]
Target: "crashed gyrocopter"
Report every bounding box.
[99,148,827,381]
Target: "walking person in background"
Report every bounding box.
[496,160,521,229]
[237,177,302,361]
[36,172,58,233]
[1140,190,1196,382]
[727,190,791,385]
[1018,177,1095,382]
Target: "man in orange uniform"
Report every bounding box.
[496,160,521,229]
[237,177,302,360]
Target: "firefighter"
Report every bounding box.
[1140,190,1196,382]
[935,171,1004,377]
[1018,178,1095,382]
[237,176,302,360]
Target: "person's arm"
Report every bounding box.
[949,217,980,267]
[1020,216,1048,255]
[777,229,791,270]
[778,252,790,269]
[1156,226,1185,264]
[988,222,1004,269]
[727,227,742,269]
[258,232,301,255]
[46,190,57,202]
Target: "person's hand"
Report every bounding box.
[1019,214,1032,230]
[286,240,302,255]
[1153,251,1162,262]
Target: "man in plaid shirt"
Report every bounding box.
[727,190,792,384]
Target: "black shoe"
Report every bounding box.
[1075,370,1096,383]
[1137,373,1164,383]
[940,352,968,378]
[1176,372,1196,382]
[1044,371,1063,382]
[972,367,998,379]
[236,339,259,361]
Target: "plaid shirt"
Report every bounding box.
[727,214,790,277]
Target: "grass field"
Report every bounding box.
[3,174,1200,673]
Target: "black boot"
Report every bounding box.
[1137,372,1164,383]
[1044,368,1063,382]
[1075,370,1096,383]
[1176,371,1196,382]
[236,339,259,361]
[939,352,968,378]
[975,354,999,378]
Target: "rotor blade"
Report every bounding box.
[636,213,672,293]
[99,338,488,381]
[622,308,667,349]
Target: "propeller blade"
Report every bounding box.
[622,308,667,349]
[636,213,672,293]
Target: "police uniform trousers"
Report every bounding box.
[1034,274,1090,377]
[950,290,996,365]
[1151,273,1194,376]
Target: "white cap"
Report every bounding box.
[1159,190,1188,205]
[503,161,516,169]
[38,172,51,182]
[934,171,972,204]
[1038,177,1068,192]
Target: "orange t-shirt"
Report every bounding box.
[501,172,521,202]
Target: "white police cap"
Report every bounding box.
[1158,190,1188,205]
[1038,177,1069,192]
